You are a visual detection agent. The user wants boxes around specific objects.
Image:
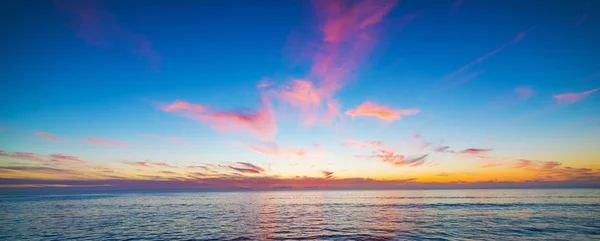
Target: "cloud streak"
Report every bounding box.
[84,138,128,148]
[345,102,419,121]
[553,88,598,104]
[35,132,65,141]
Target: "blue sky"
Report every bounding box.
[1,0,599,188]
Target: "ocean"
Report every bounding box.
[1,188,599,240]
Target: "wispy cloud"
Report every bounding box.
[442,26,536,81]
[236,141,305,158]
[50,154,85,163]
[321,171,334,179]
[553,88,598,104]
[84,138,128,148]
[513,159,532,168]
[121,161,150,167]
[35,132,65,141]
[0,166,76,174]
[514,86,535,100]
[342,138,383,149]
[459,148,492,155]
[543,161,561,170]
[160,97,276,140]
[229,162,265,174]
[576,14,587,25]
[368,150,427,167]
[345,102,419,121]
[54,0,161,71]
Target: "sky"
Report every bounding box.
[1,0,599,189]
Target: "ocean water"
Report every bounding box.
[0,188,599,240]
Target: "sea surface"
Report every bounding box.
[0,188,599,240]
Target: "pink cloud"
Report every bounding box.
[442,26,536,81]
[161,98,276,140]
[50,154,85,163]
[345,102,419,121]
[35,132,65,141]
[54,0,161,71]
[161,100,208,112]
[553,88,598,104]
[84,138,128,148]
[141,134,189,146]
[257,79,274,89]
[481,162,502,168]
[514,86,534,100]
[514,159,532,168]
[459,148,492,155]
[236,141,305,158]
[121,161,150,167]
[272,0,398,125]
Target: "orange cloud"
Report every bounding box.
[84,138,128,148]
[553,88,598,104]
[345,102,419,121]
[35,132,65,141]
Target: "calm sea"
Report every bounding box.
[1,188,599,240]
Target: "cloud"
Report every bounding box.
[35,132,65,141]
[229,167,260,174]
[576,14,587,25]
[160,100,208,112]
[481,162,502,168]
[436,172,450,177]
[152,162,177,168]
[441,26,536,81]
[543,161,561,170]
[321,171,334,179]
[257,79,274,89]
[272,0,399,125]
[160,97,276,140]
[0,166,76,174]
[459,148,492,155]
[514,159,532,168]
[121,161,150,167]
[84,138,128,148]
[342,138,383,149]
[514,86,534,100]
[237,162,265,172]
[345,102,419,121]
[54,0,161,71]
[553,88,598,104]
[369,150,427,167]
[236,141,305,158]
[49,154,85,163]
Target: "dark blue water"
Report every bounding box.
[1,188,599,240]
